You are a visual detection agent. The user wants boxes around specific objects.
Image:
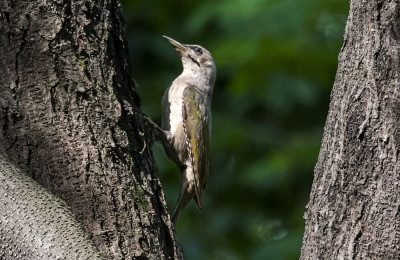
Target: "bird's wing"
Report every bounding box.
[182,86,210,209]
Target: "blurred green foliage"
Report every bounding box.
[122,0,349,259]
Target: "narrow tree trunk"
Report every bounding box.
[301,1,400,259]
[0,0,181,259]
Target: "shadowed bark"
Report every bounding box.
[0,0,181,258]
[301,1,400,259]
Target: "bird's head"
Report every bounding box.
[163,35,216,76]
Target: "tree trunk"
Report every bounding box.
[301,1,400,259]
[0,0,181,259]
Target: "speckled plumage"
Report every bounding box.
[161,36,216,224]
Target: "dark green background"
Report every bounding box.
[122,0,349,259]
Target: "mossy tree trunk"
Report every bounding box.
[0,0,181,259]
[301,1,400,259]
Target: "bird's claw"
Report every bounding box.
[142,113,160,130]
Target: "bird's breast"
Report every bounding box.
[167,85,186,153]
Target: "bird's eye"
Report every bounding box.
[195,47,203,55]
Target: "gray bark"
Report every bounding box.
[301,1,400,259]
[0,0,181,259]
[0,154,102,259]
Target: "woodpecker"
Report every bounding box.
[159,36,216,224]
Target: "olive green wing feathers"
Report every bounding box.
[182,86,210,209]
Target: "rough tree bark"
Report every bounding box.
[0,0,181,259]
[0,154,102,259]
[301,1,400,259]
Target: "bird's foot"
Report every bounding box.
[142,113,160,130]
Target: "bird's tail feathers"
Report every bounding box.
[171,183,192,225]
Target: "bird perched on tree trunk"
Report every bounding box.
[153,36,216,224]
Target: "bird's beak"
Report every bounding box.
[163,35,187,53]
